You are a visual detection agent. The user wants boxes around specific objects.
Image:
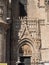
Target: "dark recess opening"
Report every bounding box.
[19,2,27,18]
[18,63,25,65]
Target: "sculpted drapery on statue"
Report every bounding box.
[19,44,32,56]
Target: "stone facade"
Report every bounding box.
[0,0,49,65]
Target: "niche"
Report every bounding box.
[19,0,27,18]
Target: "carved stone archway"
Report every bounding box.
[17,38,35,56]
[16,38,35,65]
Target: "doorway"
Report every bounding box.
[18,42,33,65]
[18,63,24,65]
[20,56,31,65]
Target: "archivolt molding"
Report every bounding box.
[17,38,35,55]
[17,38,41,62]
[18,38,34,47]
[17,38,41,52]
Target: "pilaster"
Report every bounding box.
[0,0,9,62]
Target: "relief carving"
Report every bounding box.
[38,0,45,8]
[35,40,41,50]
[19,44,32,56]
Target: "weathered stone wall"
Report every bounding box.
[0,27,6,62]
[0,0,49,65]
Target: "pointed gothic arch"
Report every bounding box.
[17,38,35,57]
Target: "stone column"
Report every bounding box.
[0,27,3,62]
[34,20,41,64]
[0,26,6,62]
[0,2,9,62]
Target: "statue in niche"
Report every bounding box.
[19,44,32,55]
